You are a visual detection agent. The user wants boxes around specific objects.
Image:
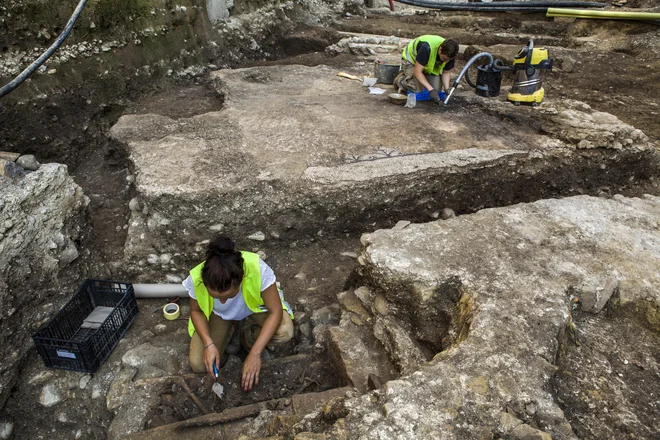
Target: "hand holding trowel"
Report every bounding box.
[212,364,224,399]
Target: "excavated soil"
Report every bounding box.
[553,312,660,439]
[2,12,659,281]
[1,5,660,439]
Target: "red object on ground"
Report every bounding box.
[389,0,395,10]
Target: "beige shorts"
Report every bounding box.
[189,311,294,373]
[394,60,441,93]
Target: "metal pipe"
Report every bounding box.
[444,52,493,105]
[0,0,88,100]
[133,283,188,299]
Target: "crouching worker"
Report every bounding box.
[394,35,459,104]
[184,236,294,392]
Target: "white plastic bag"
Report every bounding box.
[404,93,416,108]
[368,87,387,95]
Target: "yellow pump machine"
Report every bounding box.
[507,40,553,105]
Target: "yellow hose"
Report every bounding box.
[547,7,660,20]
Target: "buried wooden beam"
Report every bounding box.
[126,386,353,438]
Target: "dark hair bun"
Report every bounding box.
[202,236,244,292]
[206,236,236,259]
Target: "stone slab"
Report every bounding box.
[109,64,657,270]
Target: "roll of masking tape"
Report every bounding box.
[163,302,180,320]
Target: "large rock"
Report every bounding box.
[0,163,88,410]
[109,65,656,275]
[342,194,660,439]
[327,290,398,391]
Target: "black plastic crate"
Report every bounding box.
[32,279,139,373]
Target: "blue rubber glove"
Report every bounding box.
[439,90,447,101]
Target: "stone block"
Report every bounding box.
[291,387,352,415]
[580,276,618,313]
[349,195,660,439]
[337,290,371,323]
[372,316,426,374]
[0,152,20,162]
[511,424,552,440]
[327,323,396,391]
[499,411,523,431]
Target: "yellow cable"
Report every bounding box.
[547,8,660,20]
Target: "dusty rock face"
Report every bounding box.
[0,164,88,410]
[341,195,660,440]
[109,64,656,279]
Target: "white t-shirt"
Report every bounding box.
[183,258,276,321]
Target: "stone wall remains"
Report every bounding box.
[0,163,88,410]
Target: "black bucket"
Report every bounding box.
[475,65,502,97]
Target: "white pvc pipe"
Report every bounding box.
[133,283,187,298]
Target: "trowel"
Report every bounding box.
[212,364,224,399]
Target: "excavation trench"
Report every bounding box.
[4,61,659,440]
[1,4,660,439]
[115,253,476,437]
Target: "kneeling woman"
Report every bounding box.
[184,236,294,392]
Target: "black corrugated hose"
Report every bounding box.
[0,0,88,100]
[393,0,608,12]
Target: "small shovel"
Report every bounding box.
[212,364,224,399]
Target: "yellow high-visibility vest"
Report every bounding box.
[402,35,447,75]
[187,251,291,337]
